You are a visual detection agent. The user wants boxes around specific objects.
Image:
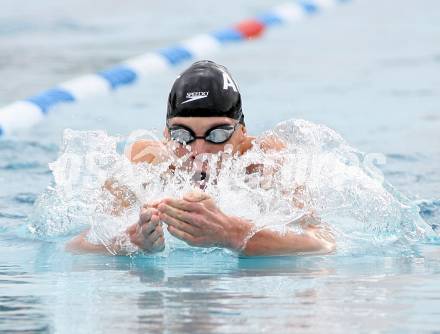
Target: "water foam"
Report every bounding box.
[28,119,435,255]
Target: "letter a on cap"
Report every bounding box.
[222,71,238,92]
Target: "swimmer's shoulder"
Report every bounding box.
[127,140,167,164]
[259,134,286,152]
[240,134,286,154]
[242,135,286,174]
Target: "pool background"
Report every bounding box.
[1,0,440,332]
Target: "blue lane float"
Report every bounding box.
[98,67,138,89]
[0,0,351,137]
[27,89,75,114]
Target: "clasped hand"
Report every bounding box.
[126,191,253,253]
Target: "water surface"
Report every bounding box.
[1,0,440,332]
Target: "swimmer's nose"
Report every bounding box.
[189,139,207,158]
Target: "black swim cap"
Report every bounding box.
[167,60,244,124]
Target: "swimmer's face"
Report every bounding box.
[164,117,246,158]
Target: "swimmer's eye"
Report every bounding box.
[168,123,239,145]
[204,126,236,144]
[169,127,195,144]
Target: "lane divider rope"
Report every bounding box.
[0,0,351,137]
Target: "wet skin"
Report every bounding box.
[66,117,335,256]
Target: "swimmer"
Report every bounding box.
[66,60,335,256]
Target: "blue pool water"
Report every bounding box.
[1,0,440,332]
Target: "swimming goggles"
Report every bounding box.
[167,123,240,145]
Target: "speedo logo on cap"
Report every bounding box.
[181,91,209,104]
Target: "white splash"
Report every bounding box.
[28,119,434,255]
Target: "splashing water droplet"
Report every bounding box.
[28,120,435,255]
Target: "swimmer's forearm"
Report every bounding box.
[104,179,138,214]
[239,227,335,257]
[65,230,126,255]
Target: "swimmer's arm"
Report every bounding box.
[103,140,168,214]
[66,207,165,255]
[104,179,138,214]
[65,229,126,255]
[240,223,335,257]
[67,140,170,253]
[68,173,137,252]
[159,193,334,257]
